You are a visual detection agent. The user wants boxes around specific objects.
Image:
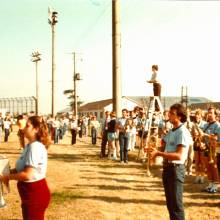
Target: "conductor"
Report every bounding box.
[147,64,161,98]
[147,64,161,111]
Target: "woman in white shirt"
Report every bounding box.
[0,116,51,220]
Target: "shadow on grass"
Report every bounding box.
[51,190,166,205]
[48,152,99,162]
[51,191,84,204]
[48,153,83,162]
[65,184,133,191]
[0,150,21,156]
[80,176,150,184]
[52,190,219,208]
[185,201,220,208]
[66,183,164,192]
[88,163,142,169]
[185,193,220,200]
[98,171,146,176]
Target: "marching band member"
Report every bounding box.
[216,126,220,178]
[158,110,173,139]
[191,109,206,184]
[100,111,110,158]
[107,111,117,160]
[117,109,129,163]
[70,115,78,145]
[128,111,138,151]
[90,115,100,145]
[150,103,191,220]
[0,116,51,220]
[201,107,220,193]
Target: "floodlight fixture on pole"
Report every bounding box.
[48,6,58,117]
[31,51,41,115]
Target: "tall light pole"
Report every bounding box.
[112,0,122,117]
[48,7,58,117]
[73,52,77,117]
[70,52,82,118]
[31,51,41,115]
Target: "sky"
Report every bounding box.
[1,0,220,114]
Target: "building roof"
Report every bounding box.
[189,102,220,110]
[77,96,212,112]
[78,99,112,111]
[125,96,212,109]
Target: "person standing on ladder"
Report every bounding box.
[147,64,161,111]
[147,64,161,97]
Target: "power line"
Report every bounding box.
[73,1,111,46]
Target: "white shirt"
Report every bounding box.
[3,120,11,129]
[16,141,47,182]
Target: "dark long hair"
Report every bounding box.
[28,116,51,149]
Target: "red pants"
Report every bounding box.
[17,179,51,220]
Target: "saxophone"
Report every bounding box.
[207,135,217,164]
[193,123,206,150]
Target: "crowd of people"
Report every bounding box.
[99,104,220,220]
[0,101,220,220]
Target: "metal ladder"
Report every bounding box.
[138,96,164,176]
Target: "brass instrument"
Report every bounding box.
[193,123,206,150]
[207,136,217,164]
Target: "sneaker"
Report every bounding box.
[124,160,128,164]
[120,161,124,164]
[209,185,218,193]
[201,183,212,192]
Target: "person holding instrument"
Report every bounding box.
[150,103,191,220]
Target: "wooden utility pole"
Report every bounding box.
[73,52,77,117]
[31,52,41,115]
[70,52,82,118]
[112,0,122,117]
[48,7,58,117]
[181,86,188,108]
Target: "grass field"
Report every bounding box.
[0,127,219,220]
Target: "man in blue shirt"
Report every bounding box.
[151,103,191,220]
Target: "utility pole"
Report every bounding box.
[48,7,58,117]
[31,51,41,115]
[73,52,77,117]
[71,52,81,118]
[112,0,122,117]
[181,86,188,108]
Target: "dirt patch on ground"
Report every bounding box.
[0,129,219,220]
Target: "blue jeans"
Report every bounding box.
[91,128,97,145]
[54,128,59,144]
[4,128,10,142]
[119,133,129,162]
[162,164,185,220]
